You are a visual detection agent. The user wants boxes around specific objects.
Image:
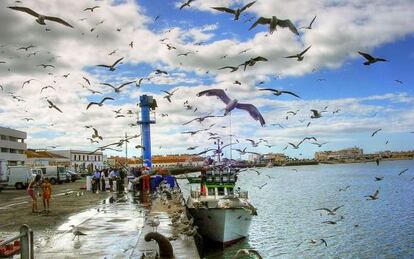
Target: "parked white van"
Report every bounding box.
[34,166,67,184]
[6,166,36,189]
[0,160,8,190]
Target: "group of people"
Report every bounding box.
[91,168,126,193]
[130,166,151,194]
[27,175,52,214]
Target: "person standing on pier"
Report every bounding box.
[93,169,101,192]
[142,166,150,193]
[41,177,52,213]
[100,170,106,192]
[27,174,42,213]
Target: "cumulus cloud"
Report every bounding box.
[0,0,413,159]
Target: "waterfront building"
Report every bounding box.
[26,149,70,167]
[315,147,363,161]
[0,126,27,166]
[247,153,262,163]
[152,154,204,168]
[261,153,288,164]
[50,150,104,173]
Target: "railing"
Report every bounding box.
[0,225,34,259]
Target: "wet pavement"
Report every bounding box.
[33,191,200,259]
[35,193,145,258]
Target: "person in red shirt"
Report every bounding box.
[27,174,42,213]
[41,177,52,213]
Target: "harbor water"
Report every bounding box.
[180,160,414,258]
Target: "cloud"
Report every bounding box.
[0,0,413,159]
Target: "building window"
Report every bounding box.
[83,155,85,161]
[208,188,215,196]
[1,135,7,140]
[1,148,7,153]
[217,187,225,196]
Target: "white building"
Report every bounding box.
[0,126,27,166]
[50,150,104,173]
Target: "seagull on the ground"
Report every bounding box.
[96,57,124,71]
[259,88,300,98]
[86,97,115,110]
[249,16,299,35]
[358,51,388,65]
[70,225,86,241]
[211,1,256,21]
[197,89,265,126]
[285,45,312,61]
[8,6,73,28]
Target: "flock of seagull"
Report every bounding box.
[0,1,412,258]
[0,1,406,159]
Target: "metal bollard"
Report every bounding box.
[20,225,30,259]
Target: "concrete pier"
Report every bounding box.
[130,199,200,259]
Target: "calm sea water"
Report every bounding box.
[181,160,414,259]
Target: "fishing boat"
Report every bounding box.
[186,164,257,245]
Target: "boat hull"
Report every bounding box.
[189,207,252,245]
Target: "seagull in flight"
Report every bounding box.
[398,168,409,176]
[358,51,388,65]
[285,45,312,61]
[316,205,344,215]
[86,97,115,110]
[300,15,317,29]
[371,128,382,137]
[255,183,267,190]
[259,88,300,98]
[211,1,256,21]
[239,56,268,71]
[161,89,178,103]
[197,89,265,126]
[374,176,384,181]
[100,81,134,94]
[310,109,322,119]
[365,189,379,200]
[179,0,195,10]
[84,6,100,12]
[182,114,223,125]
[97,57,124,71]
[218,66,240,72]
[8,6,73,28]
[249,16,299,35]
[46,98,63,113]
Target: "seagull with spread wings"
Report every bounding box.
[233,249,263,259]
[84,6,100,12]
[259,88,300,98]
[8,6,73,28]
[197,89,265,126]
[100,81,134,94]
[46,98,63,113]
[358,51,388,65]
[239,56,268,71]
[285,45,312,61]
[211,1,256,21]
[300,15,317,29]
[86,97,115,110]
[249,16,299,35]
[371,128,382,137]
[182,114,223,125]
[179,0,195,10]
[316,205,344,215]
[161,89,178,103]
[96,57,124,71]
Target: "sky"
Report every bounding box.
[0,0,413,160]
